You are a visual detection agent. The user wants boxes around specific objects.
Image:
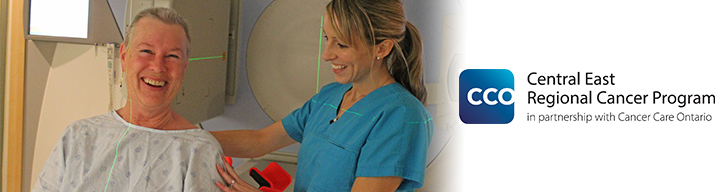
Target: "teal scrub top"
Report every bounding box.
[282,83,433,192]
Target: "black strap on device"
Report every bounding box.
[250,168,271,189]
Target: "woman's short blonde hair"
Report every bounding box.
[122,7,191,54]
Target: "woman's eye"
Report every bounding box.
[140,49,153,55]
[337,43,348,48]
[167,54,180,59]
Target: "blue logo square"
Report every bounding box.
[459,69,515,124]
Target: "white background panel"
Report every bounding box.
[455,0,725,191]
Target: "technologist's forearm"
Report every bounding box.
[211,121,296,158]
[211,130,268,158]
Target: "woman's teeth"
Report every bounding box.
[332,64,347,70]
[143,78,166,87]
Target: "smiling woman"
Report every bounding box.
[212,0,432,191]
[32,7,228,192]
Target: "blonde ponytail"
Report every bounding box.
[388,22,426,104]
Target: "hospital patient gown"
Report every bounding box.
[34,111,226,192]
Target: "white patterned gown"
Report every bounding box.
[34,111,227,192]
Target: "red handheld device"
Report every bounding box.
[249,162,291,192]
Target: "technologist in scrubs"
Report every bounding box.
[212,0,433,191]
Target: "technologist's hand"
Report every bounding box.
[216,162,262,192]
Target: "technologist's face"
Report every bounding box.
[321,13,376,84]
[121,18,189,110]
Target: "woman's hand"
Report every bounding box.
[216,162,261,192]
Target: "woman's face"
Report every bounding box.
[321,13,377,85]
[120,18,189,110]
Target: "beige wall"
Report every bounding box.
[25,41,112,191]
[22,40,50,192]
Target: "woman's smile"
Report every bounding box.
[331,63,348,74]
[142,77,167,88]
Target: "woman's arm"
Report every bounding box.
[351,177,404,192]
[211,121,297,158]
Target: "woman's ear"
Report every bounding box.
[375,39,395,59]
[120,43,127,72]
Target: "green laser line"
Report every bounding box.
[316,15,324,93]
[339,108,363,116]
[105,99,132,192]
[323,102,363,117]
[407,118,434,124]
[189,55,223,61]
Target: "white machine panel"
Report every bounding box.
[247,0,333,121]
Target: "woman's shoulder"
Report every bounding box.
[178,130,220,145]
[65,111,121,131]
[169,130,225,157]
[68,111,115,123]
[163,129,223,150]
[58,112,124,142]
[382,84,426,106]
[372,84,430,118]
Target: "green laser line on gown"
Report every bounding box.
[105,99,131,192]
